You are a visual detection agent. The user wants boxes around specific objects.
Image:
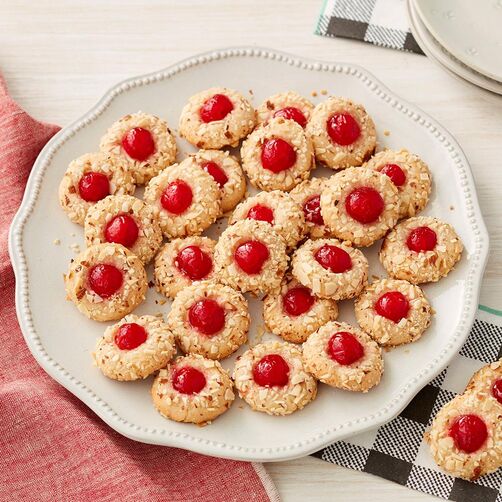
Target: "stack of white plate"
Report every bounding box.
[408,0,502,94]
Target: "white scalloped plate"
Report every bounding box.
[9,48,489,462]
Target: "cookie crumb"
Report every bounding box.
[69,243,80,254]
[70,232,76,237]
[371,274,380,281]
[449,205,455,211]
[53,239,61,245]
[248,89,254,95]
[383,130,391,136]
[311,91,318,97]
[320,89,328,95]
[148,281,155,288]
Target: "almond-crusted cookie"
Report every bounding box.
[256,91,314,128]
[465,360,502,405]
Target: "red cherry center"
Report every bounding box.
[247,204,274,224]
[407,226,438,252]
[121,127,155,161]
[201,161,228,187]
[303,195,324,225]
[326,113,361,146]
[314,244,352,273]
[160,179,193,215]
[345,186,384,224]
[283,286,315,317]
[188,299,225,336]
[375,291,410,323]
[172,366,207,395]
[104,214,139,248]
[327,332,365,365]
[261,138,297,173]
[78,172,110,202]
[492,379,502,404]
[199,94,234,123]
[88,264,123,298]
[176,245,213,281]
[449,414,488,453]
[252,354,290,387]
[380,163,406,187]
[273,107,308,128]
[115,323,147,350]
[234,240,269,275]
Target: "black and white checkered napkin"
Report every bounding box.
[312,306,502,502]
[315,0,423,54]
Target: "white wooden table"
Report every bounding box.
[2,1,501,500]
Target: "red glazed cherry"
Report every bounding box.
[78,172,110,202]
[326,113,361,146]
[407,226,438,252]
[345,187,384,224]
[160,179,193,214]
[115,323,147,350]
[199,94,234,123]
[201,161,228,187]
[314,244,352,273]
[261,138,297,173]
[176,246,212,281]
[380,163,406,187]
[104,214,139,248]
[449,414,488,453]
[303,195,324,225]
[188,299,225,336]
[375,291,410,323]
[247,204,274,224]
[252,354,290,387]
[492,379,502,404]
[121,127,155,161]
[172,366,207,395]
[273,107,308,128]
[88,264,123,298]
[327,332,364,365]
[283,286,315,317]
[234,241,269,274]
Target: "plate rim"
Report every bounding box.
[8,46,490,462]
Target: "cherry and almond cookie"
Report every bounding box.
[306,97,376,170]
[93,314,175,381]
[178,87,255,149]
[256,91,314,128]
[64,243,147,322]
[263,275,338,344]
[168,281,249,360]
[302,321,383,392]
[154,236,217,299]
[465,360,502,405]
[291,238,368,300]
[143,157,221,239]
[214,219,289,296]
[99,112,177,185]
[59,152,135,225]
[152,355,235,424]
[320,166,400,247]
[84,195,162,265]
[379,216,463,284]
[189,149,246,213]
[240,116,314,192]
[233,341,317,416]
[354,279,433,347]
[229,190,306,250]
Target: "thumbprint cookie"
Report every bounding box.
[256,91,314,128]
[466,360,502,405]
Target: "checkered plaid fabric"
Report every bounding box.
[312,307,502,502]
[315,0,423,54]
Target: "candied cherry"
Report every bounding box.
[273,107,307,128]
[303,195,324,225]
[449,414,487,453]
[115,323,147,350]
[326,113,361,146]
[375,291,410,323]
[252,354,290,387]
[188,299,225,336]
[407,227,437,252]
[78,172,110,202]
[314,244,352,273]
[247,204,274,224]
[261,138,296,173]
[172,366,207,394]
[160,179,193,215]
[121,127,155,161]
[104,214,139,248]
[234,241,269,274]
[199,94,234,123]
[283,286,315,317]
[380,163,406,187]
[327,332,364,365]
[201,161,228,187]
[176,246,212,281]
[345,186,384,224]
[491,379,502,404]
[88,264,123,298]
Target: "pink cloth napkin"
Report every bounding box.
[0,75,279,502]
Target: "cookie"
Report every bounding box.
[99,112,177,185]
[93,314,175,381]
[178,87,255,149]
[64,243,147,322]
[291,238,368,300]
[154,236,217,299]
[59,152,135,225]
[168,281,249,360]
[354,279,433,346]
[84,195,162,264]
[233,341,317,416]
[302,321,383,392]
[379,216,463,284]
[256,91,314,128]
[151,355,235,424]
[320,166,400,247]
[241,116,314,192]
[465,360,502,405]
[143,157,221,239]
[214,219,289,296]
